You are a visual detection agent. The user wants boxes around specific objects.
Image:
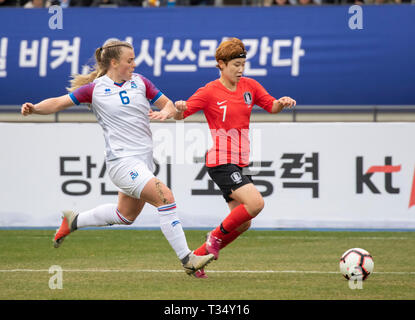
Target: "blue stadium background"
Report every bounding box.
[0,5,414,106]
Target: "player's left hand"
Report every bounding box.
[277,97,296,109]
[148,109,170,121]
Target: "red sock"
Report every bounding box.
[211,204,252,239]
[194,205,252,256]
[220,229,242,249]
[194,229,242,256]
[194,243,207,256]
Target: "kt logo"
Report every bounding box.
[356,156,415,208]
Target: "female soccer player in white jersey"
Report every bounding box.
[21,39,214,276]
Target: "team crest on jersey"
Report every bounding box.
[243,92,252,106]
[129,170,139,180]
[131,81,137,89]
[104,88,111,94]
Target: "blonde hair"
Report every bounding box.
[215,38,247,70]
[67,39,133,92]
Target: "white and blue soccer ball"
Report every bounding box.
[339,248,374,281]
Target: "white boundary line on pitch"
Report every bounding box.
[0,269,414,275]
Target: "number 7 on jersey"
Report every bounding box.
[219,105,227,122]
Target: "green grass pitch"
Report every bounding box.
[0,229,414,300]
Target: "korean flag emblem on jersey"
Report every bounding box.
[243,92,252,106]
[230,172,243,184]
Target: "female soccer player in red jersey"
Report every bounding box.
[174,38,296,278]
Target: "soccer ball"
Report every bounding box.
[339,248,374,280]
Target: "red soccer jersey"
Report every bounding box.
[183,77,276,167]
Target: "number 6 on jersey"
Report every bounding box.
[119,90,130,105]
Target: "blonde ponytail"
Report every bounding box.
[67,40,133,92]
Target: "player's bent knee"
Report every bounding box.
[246,197,264,217]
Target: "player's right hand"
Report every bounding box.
[174,100,187,112]
[21,102,35,116]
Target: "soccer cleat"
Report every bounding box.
[192,269,208,279]
[206,233,222,260]
[183,252,214,276]
[53,210,78,248]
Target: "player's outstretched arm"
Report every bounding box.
[148,94,177,121]
[21,95,75,116]
[271,96,296,114]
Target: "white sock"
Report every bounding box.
[157,203,191,261]
[76,203,133,228]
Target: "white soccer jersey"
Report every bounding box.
[69,73,162,161]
